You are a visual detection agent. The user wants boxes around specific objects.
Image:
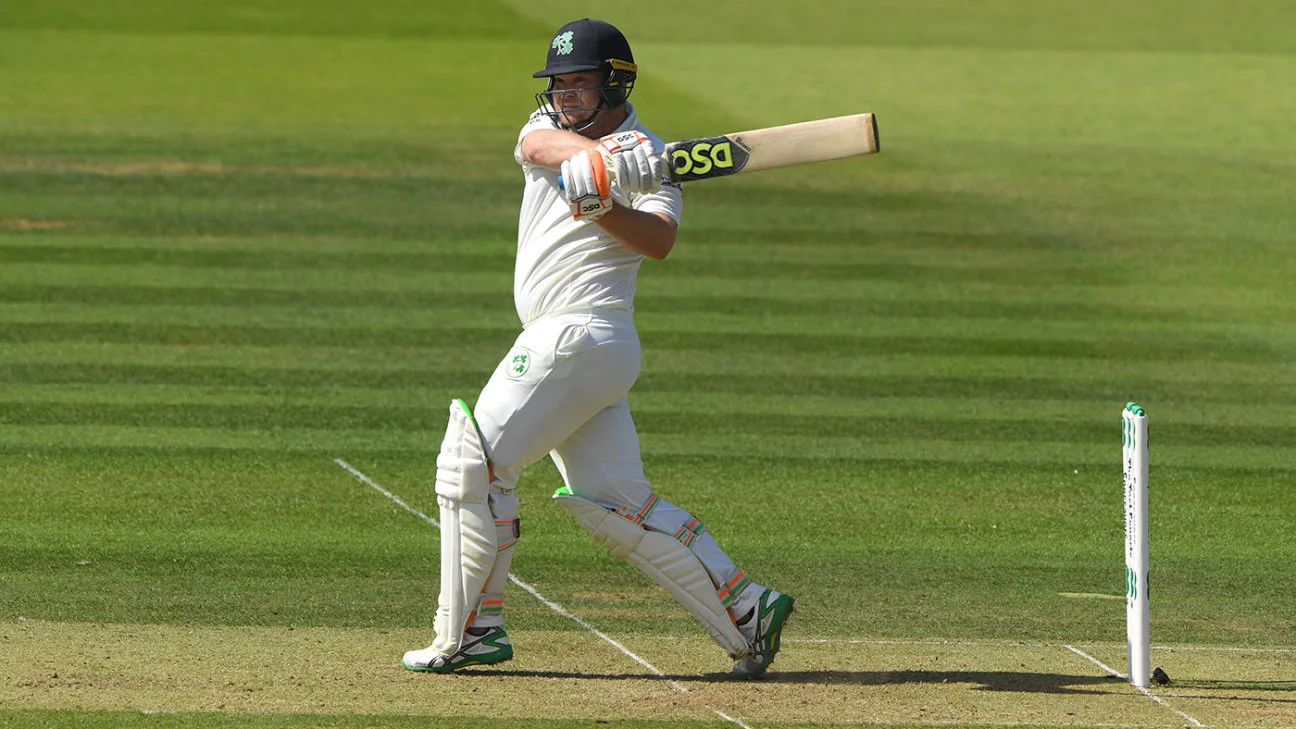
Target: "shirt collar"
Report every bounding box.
[612,103,638,133]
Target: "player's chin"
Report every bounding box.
[559,110,595,130]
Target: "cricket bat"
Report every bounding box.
[664,113,879,183]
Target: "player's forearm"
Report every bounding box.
[519,129,596,171]
[595,207,677,261]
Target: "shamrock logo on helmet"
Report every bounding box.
[552,31,574,55]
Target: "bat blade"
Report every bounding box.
[664,113,878,183]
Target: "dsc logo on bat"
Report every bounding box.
[666,135,751,181]
[671,142,733,176]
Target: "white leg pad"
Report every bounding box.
[432,399,497,656]
[554,492,750,659]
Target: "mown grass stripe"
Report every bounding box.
[10,305,1259,349]
[634,373,1295,405]
[3,363,1292,405]
[0,342,503,372]
[2,401,1290,447]
[4,173,521,240]
[0,283,1205,323]
[646,330,1280,362]
[0,362,490,390]
[636,412,1295,447]
[0,239,1121,284]
[636,435,1296,470]
[1,425,1288,469]
[0,231,508,253]
[0,322,514,348]
[0,242,515,272]
[0,322,1280,363]
[638,349,1294,383]
[0,226,1116,268]
[7,340,1291,387]
[3,263,1282,320]
[2,300,1247,340]
[3,443,1292,480]
[0,263,513,293]
[0,283,507,312]
[0,443,422,459]
[5,384,1293,427]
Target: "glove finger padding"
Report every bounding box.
[598,130,663,195]
[630,145,663,193]
[598,130,650,157]
[562,150,613,221]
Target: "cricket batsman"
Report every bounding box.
[401,18,794,678]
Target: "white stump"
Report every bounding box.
[1122,402,1150,687]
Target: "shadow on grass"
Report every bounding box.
[456,669,1121,694]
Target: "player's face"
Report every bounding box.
[546,72,606,127]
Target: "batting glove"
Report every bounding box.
[560,149,614,221]
[597,130,664,195]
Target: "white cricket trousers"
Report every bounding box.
[476,308,646,504]
[467,309,752,630]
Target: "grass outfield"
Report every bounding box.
[2,1,1294,728]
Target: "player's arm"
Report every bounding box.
[595,207,677,261]
[518,129,596,171]
[525,129,664,194]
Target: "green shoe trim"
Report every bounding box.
[402,628,514,674]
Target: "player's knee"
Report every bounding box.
[490,487,520,547]
[558,477,654,514]
[560,488,701,544]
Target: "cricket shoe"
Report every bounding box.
[401,626,513,673]
[731,588,794,678]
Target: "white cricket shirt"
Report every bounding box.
[512,103,683,325]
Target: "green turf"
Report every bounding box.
[1,1,1294,727]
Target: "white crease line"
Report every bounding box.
[790,638,1293,654]
[1062,645,1128,681]
[788,638,1055,648]
[1071,643,1293,655]
[333,458,753,729]
[1065,645,1205,728]
[1141,645,1291,654]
